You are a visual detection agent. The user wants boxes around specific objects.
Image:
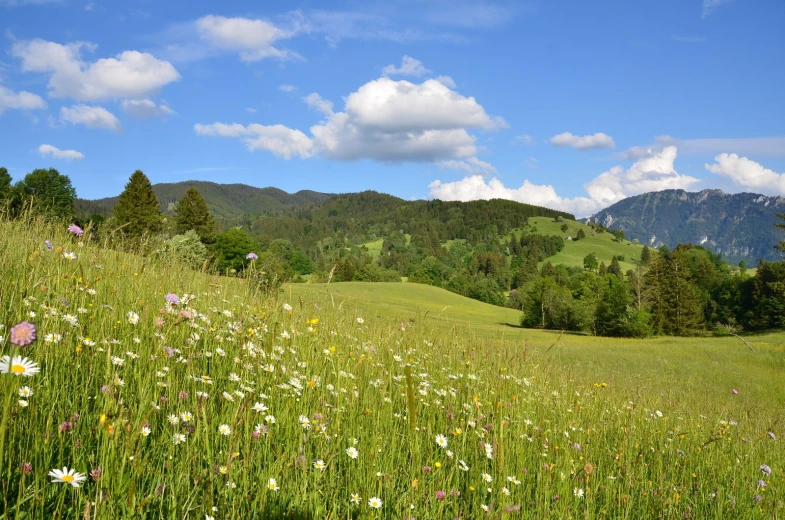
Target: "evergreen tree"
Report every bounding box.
[598,261,607,276]
[662,255,705,335]
[595,275,630,336]
[175,187,216,244]
[641,245,651,265]
[608,256,622,277]
[576,228,586,240]
[14,168,76,218]
[113,170,163,237]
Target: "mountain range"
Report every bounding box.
[585,189,785,263]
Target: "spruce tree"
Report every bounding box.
[608,256,622,277]
[113,170,163,238]
[175,188,216,244]
[662,255,705,335]
[641,245,651,264]
[598,261,607,276]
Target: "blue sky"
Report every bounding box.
[1,0,783,216]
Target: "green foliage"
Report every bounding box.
[175,187,216,244]
[0,167,12,206]
[154,230,208,269]
[13,168,77,218]
[213,228,258,273]
[113,170,163,238]
[583,253,598,271]
[576,228,586,240]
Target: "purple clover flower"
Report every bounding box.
[44,240,53,250]
[10,322,36,347]
[165,293,180,305]
[246,252,258,260]
[436,490,446,501]
[68,224,84,237]
[760,464,772,476]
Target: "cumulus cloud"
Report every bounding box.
[705,153,785,194]
[515,134,533,145]
[438,157,497,175]
[278,84,297,92]
[303,93,334,116]
[121,98,174,119]
[11,39,179,101]
[0,83,46,113]
[550,132,615,151]
[382,55,431,77]
[60,104,122,131]
[38,144,84,160]
[194,122,314,159]
[429,146,699,216]
[196,15,302,62]
[196,76,504,164]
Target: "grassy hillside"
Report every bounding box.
[524,216,644,271]
[1,217,782,518]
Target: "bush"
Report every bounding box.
[153,230,208,269]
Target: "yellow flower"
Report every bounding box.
[434,462,442,468]
[411,479,418,488]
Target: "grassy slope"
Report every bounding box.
[524,216,644,271]
[287,281,785,409]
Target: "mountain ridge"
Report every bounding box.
[585,188,785,263]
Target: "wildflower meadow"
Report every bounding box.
[0,216,783,519]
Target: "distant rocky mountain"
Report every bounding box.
[585,189,785,263]
[76,181,334,219]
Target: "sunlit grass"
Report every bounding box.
[0,216,782,518]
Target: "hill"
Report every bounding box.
[586,189,785,263]
[75,180,334,219]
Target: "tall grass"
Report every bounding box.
[0,216,782,518]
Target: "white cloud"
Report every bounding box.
[438,157,497,175]
[278,84,297,92]
[121,98,174,119]
[195,15,302,62]
[38,144,84,160]
[550,131,615,151]
[246,107,257,113]
[429,146,699,217]
[303,93,334,116]
[11,39,180,101]
[515,134,534,145]
[382,55,431,77]
[194,122,314,159]
[434,75,456,88]
[196,76,504,164]
[60,104,122,131]
[0,83,46,112]
[702,0,733,18]
[705,153,785,194]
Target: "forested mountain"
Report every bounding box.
[586,189,785,263]
[75,181,334,219]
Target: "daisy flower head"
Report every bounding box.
[63,252,76,260]
[140,426,151,437]
[481,473,493,483]
[350,493,361,505]
[18,386,33,398]
[127,312,140,325]
[173,433,186,445]
[346,446,359,459]
[9,322,36,347]
[282,303,292,312]
[357,317,364,324]
[368,497,382,509]
[48,467,87,487]
[0,356,40,377]
[574,488,584,498]
[313,459,327,471]
[218,424,231,436]
[267,478,279,491]
[435,434,448,448]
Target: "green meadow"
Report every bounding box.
[0,217,783,519]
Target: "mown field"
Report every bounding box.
[0,217,782,519]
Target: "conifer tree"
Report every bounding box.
[175,187,216,244]
[598,261,607,276]
[608,256,622,277]
[641,245,651,264]
[113,170,163,237]
[662,255,705,335]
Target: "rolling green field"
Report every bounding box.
[1,217,783,519]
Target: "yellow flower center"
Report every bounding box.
[11,364,25,374]
[61,475,74,483]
